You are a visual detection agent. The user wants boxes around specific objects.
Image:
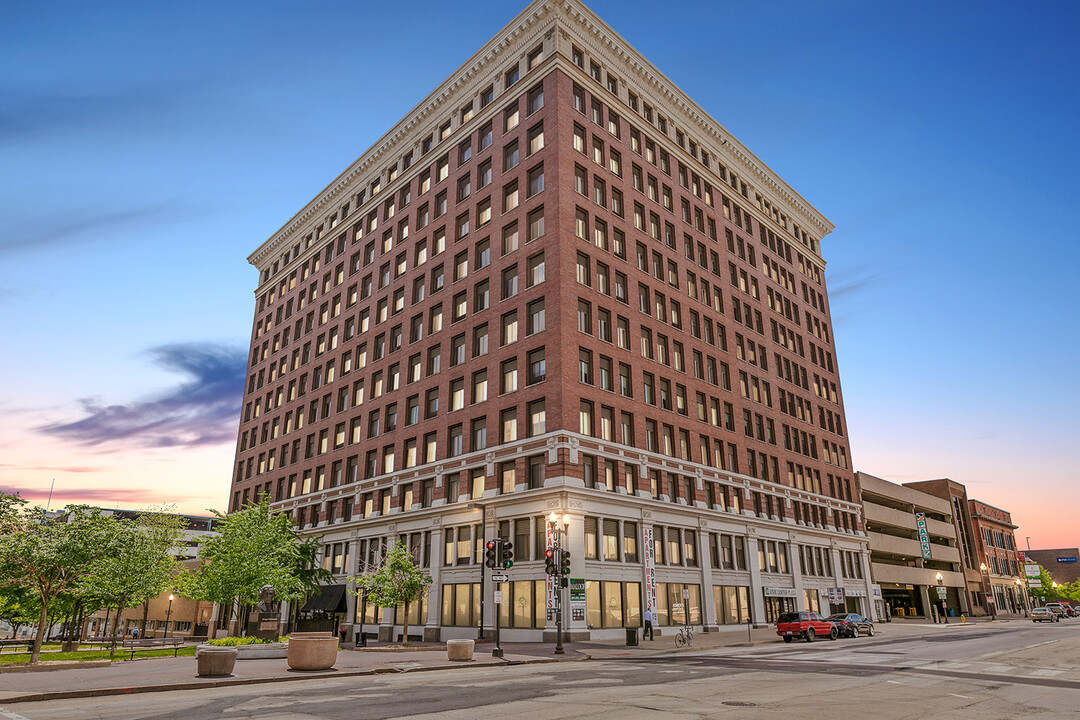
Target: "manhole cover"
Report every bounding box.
[722,701,757,707]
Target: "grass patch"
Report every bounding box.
[0,646,197,664]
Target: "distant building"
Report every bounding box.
[857,472,965,619]
[966,499,1026,616]
[81,509,219,639]
[1023,548,1080,586]
[903,479,987,614]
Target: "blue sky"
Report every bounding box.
[1,0,1076,545]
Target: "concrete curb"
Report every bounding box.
[0,654,577,705]
[0,660,113,674]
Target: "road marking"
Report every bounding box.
[1029,669,1063,677]
[976,638,1061,659]
[950,693,971,699]
[0,708,32,720]
[887,680,905,684]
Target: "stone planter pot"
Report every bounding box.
[446,638,474,661]
[286,632,338,671]
[235,642,288,659]
[196,646,237,677]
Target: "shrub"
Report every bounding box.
[205,635,289,646]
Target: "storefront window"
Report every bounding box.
[440,582,480,626]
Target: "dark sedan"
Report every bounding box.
[826,613,875,637]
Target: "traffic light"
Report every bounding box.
[502,540,514,568]
[560,549,571,574]
[485,540,498,569]
[544,548,557,575]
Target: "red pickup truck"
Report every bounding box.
[776,611,838,643]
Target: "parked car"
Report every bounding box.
[1058,601,1078,617]
[776,611,837,643]
[827,613,876,637]
[1032,607,1059,623]
[1045,602,1069,618]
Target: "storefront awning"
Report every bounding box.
[300,584,348,614]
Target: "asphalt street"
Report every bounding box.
[5,621,1080,719]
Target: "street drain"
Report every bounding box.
[722,701,757,707]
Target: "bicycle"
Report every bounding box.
[674,625,693,648]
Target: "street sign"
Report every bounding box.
[936,586,947,600]
[682,588,690,599]
[491,574,508,582]
[494,591,503,603]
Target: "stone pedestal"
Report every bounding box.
[254,612,280,641]
[286,632,338,671]
[196,646,237,677]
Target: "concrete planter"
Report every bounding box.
[446,638,474,661]
[235,642,288,659]
[196,646,238,677]
[286,632,338,671]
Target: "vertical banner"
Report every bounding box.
[643,526,656,613]
[546,520,556,619]
[915,512,932,559]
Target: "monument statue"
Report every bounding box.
[257,584,279,613]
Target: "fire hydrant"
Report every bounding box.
[960,614,966,623]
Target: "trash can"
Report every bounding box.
[626,627,639,646]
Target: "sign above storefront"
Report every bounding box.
[1057,557,1077,563]
[763,587,798,598]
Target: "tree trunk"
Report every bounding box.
[402,600,410,647]
[140,600,149,637]
[31,601,48,663]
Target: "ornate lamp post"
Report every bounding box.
[935,572,948,624]
[979,563,996,620]
[548,511,570,655]
[1015,578,1028,617]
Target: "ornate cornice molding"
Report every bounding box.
[248,0,833,280]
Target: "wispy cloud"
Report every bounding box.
[828,266,886,300]
[0,464,106,473]
[0,485,192,506]
[0,201,198,257]
[39,342,246,450]
[0,81,207,147]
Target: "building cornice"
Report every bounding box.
[248,0,833,279]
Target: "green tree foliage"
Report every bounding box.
[0,585,38,638]
[77,508,187,651]
[0,494,117,662]
[181,498,331,632]
[351,540,431,646]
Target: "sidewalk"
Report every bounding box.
[0,619,1016,705]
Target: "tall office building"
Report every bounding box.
[230,0,870,641]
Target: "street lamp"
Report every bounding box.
[548,511,570,655]
[468,502,486,640]
[979,563,996,620]
[164,593,175,638]
[935,572,948,624]
[1015,578,1028,617]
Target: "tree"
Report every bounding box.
[0,585,38,638]
[351,540,431,646]
[77,508,186,652]
[181,497,330,634]
[0,494,117,662]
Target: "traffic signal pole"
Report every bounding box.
[554,531,564,655]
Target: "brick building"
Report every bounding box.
[230,0,870,641]
[968,499,1026,616]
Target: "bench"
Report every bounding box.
[83,636,124,648]
[0,639,34,654]
[121,638,185,660]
